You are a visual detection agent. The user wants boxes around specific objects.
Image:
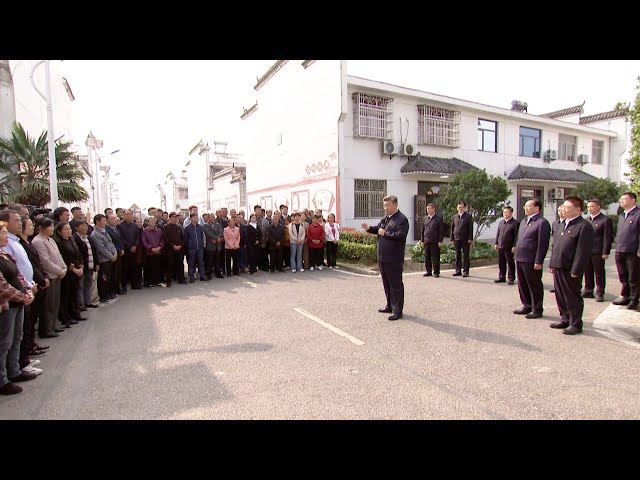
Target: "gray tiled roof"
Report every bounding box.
[400,156,477,175]
[539,102,585,119]
[507,164,597,183]
[579,107,629,124]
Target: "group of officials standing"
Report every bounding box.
[368,192,640,336]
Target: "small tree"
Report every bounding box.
[626,76,640,194]
[572,177,627,213]
[439,169,512,242]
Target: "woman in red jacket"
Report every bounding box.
[306,215,325,271]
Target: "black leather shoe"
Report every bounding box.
[582,291,594,298]
[40,333,59,338]
[54,328,65,333]
[550,321,570,329]
[612,297,631,306]
[388,313,402,321]
[595,295,604,302]
[550,289,555,293]
[74,317,87,321]
[452,272,462,276]
[525,312,543,319]
[494,279,506,283]
[562,326,583,335]
[627,302,638,310]
[189,277,195,283]
[423,273,432,277]
[378,307,392,313]
[507,280,515,285]
[434,274,440,277]
[69,320,80,325]
[513,307,532,315]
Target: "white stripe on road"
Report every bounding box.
[293,308,365,346]
[243,280,259,288]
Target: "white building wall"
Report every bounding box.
[185,156,207,212]
[10,60,73,142]
[210,175,243,212]
[243,61,342,220]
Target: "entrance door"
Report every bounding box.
[517,186,543,222]
[414,195,426,241]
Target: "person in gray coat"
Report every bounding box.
[203,213,224,279]
[90,214,118,304]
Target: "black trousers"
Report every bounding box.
[424,242,441,275]
[204,249,219,276]
[516,261,544,313]
[379,261,404,314]
[260,246,270,271]
[111,255,123,293]
[225,249,239,275]
[19,289,44,367]
[122,250,141,289]
[325,242,338,268]
[454,240,471,274]
[282,245,291,268]
[553,268,584,328]
[498,247,516,281]
[310,248,323,267]
[269,246,283,271]
[144,255,161,285]
[248,244,260,273]
[615,252,639,302]
[98,261,113,302]
[59,271,82,324]
[166,250,186,283]
[584,253,606,295]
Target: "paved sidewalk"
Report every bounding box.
[593,304,640,348]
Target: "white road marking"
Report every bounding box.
[293,308,365,346]
[243,281,259,288]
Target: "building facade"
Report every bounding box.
[241,60,628,242]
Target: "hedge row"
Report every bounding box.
[339,227,378,245]
[337,241,377,263]
[410,241,497,264]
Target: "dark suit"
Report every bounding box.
[550,216,594,328]
[495,217,519,281]
[367,210,409,315]
[614,206,640,303]
[584,212,613,296]
[421,214,445,275]
[106,224,125,293]
[184,223,206,280]
[450,211,473,274]
[514,212,551,314]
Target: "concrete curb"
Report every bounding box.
[593,303,640,348]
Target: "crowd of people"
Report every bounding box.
[0,201,341,396]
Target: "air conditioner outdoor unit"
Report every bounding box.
[544,149,557,162]
[403,143,418,156]
[549,187,565,200]
[578,154,589,165]
[381,141,401,156]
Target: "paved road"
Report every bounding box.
[1,261,638,419]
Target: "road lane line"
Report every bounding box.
[243,280,259,288]
[293,308,365,346]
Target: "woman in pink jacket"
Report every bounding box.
[223,217,241,276]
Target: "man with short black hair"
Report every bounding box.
[612,192,640,309]
[549,196,593,335]
[106,214,126,295]
[69,207,83,234]
[163,212,186,286]
[91,214,118,305]
[422,203,445,278]
[117,209,142,290]
[450,201,473,277]
[53,207,70,225]
[494,206,519,285]
[583,199,613,302]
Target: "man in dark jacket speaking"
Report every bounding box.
[361,195,409,321]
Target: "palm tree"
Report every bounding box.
[0,122,88,206]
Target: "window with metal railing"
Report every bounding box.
[354,179,386,219]
[352,93,394,140]
[418,105,461,148]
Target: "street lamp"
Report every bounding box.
[30,60,58,209]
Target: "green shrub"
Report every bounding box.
[410,241,496,264]
[339,228,377,245]
[608,214,619,240]
[337,241,377,263]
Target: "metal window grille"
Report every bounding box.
[354,179,387,218]
[239,180,247,206]
[352,93,393,140]
[178,187,189,199]
[418,105,460,148]
[592,140,604,165]
[559,134,577,162]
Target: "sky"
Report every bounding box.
[63,60,640,209]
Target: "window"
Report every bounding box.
[178,187,188,199]
[354,179,386,218]
[519,127,541,158]
[239,180,247,207]
[592,140,604,165]
[559,134,577,162]
[418,105,460,148]
[478,119,497,152]
[352,93,393,140]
